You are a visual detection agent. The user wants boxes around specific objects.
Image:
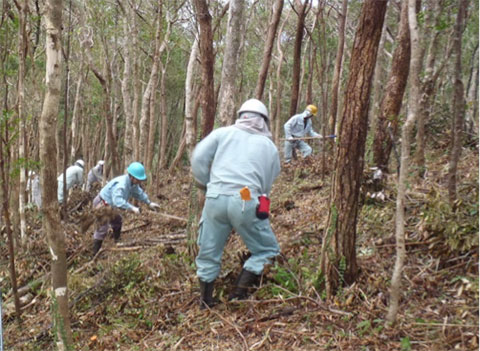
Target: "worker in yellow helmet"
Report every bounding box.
[283,104,321,163]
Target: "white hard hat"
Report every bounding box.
[75,159,85,168]
[237,99,269,120]
[97,160,105,166]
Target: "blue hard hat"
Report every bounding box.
[127,162,147,180]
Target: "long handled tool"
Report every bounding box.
[279,135,336,141]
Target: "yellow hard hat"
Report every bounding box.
[306,104,317,116]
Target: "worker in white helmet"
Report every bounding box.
[85,160,105,191]
[57,159,85,203]
[191,98,281,309]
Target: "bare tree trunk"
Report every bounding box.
[254,0,283,101]
[413,0,440,173]
[369,18,388,128]
[16,0,28,245]
[447,0,468,203]
[39,0,73,347]
[69,30,87,164]
[132,4,141,163]
[272,10,290,144]
[84,24,120,177]
[156,16,173,171]
[168,120,186,173]
[158,60,168,169]
[70,64,85,161]
[185,37,199,156]
[139,6,162,170]
[289,0,310,117]
[327,0,347,136]
[193,0,216,138]
[387,0,422,323]
[320,0,387,298]
[61,0,72,218]
[465,46,478,136]
[217,0,244,126]
[121,0,135,167]
[1,39,21,321]
[373,0,411,172]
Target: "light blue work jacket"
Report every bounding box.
[99,174,150,210]
[191,126,280,197]
[284,111,320,139]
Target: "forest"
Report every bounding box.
[0,0,478,350]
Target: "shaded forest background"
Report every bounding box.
[0,0,478,350]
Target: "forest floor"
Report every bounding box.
[1,145,479,351]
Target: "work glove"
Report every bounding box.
[131,206,141,214]
[149,202,160,210]
[287,137,294,143]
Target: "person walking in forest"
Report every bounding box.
[91,161,161,257]
[85,160,105,191]
[191,98,281,309]
[283,104,321,163]
[27,171,42,208]
[57,159,85,203]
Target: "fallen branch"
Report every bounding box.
[209,309,249,351]
[412,322,478,328]
[148,211,187,223]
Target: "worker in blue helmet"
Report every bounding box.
[91,162,160,257]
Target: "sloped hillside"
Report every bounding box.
[2,147,478,350]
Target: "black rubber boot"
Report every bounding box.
[113,229,121,243]
[228,269,260,301]
[199,279,218,309]
[92,239,103,257]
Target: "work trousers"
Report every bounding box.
[92,194,122,241]
[196,193,280,283]
[284,140,312,162]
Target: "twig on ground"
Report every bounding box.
[209,309,249,351]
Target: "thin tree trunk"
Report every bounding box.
[387,0,422,323]
[373,0,411,172]
[132,4,141,163]
[272,10,290,144]
[40,0,73,347]
[320,0,387,298]
[158,60,168,169]
[413,0,438,173]
[145,6,166,175]
[217,0,244,126]
[121,0,134,167]
[254,0,283,101]
[157,16,173,170]
[193,0,216,138]
[70,64,85,161]
[289,0,310,117]
[1,35,21,321]
[447,0,468,203]
[16,0,28,245]
[84,23,120,177]
[328,0,348,136]
[369,19,388,128]
[465,46,478,136]
[185,37,199,156]
[61,0,72,218]
[168,120,186,174]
